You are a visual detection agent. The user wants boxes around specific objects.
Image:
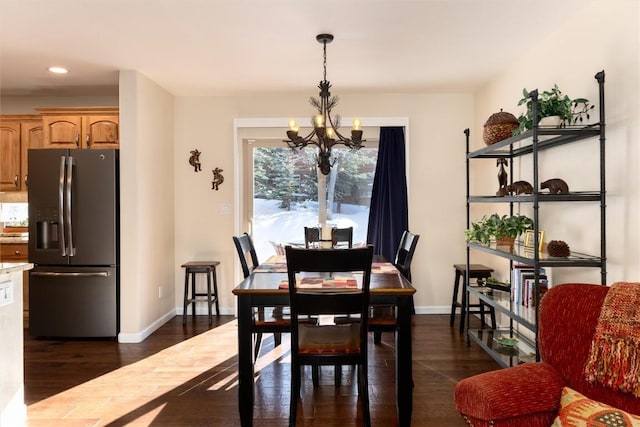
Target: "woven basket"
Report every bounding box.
[483,110,518,145]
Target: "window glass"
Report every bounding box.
[249,141,378,257]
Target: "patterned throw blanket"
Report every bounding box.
[584,282,640,396]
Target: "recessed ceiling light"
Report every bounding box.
[48,67,68,74]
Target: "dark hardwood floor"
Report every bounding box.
[24,314,499,426]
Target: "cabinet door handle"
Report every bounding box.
[86,134,91,147]
[75,133,80,147]
[24,175,28,188]
[14,250,21,255]
[13,174,18,188]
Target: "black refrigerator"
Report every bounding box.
[28,149,119,337]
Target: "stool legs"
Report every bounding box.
[206,270,213,325]
[182,264,220,326]
[183,269,190,326]
[450,270,462,327]
[212,266,220,316]
[451,267,497,333]
[191,271,197,318]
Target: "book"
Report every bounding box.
[522,274,548,307]
[512,266,546,305]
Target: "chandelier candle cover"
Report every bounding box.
[284,34,365,175]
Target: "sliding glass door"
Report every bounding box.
[244,138,378,258]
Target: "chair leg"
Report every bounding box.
[289,364,300,427]
[254,332,263,359]
[359,364,371,427]
[373,331,382,344]
[274,332,282,347]
[312,366,319,387]
[334,365,341,387]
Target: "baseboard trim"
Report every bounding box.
[414,305,450,315]
[117,308,176,343]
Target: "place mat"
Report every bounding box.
[371,262,400,275]
[255,256,399,275]
[254,255,287,273]
[278,276,358,289]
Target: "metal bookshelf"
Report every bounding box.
[464,71,607,367]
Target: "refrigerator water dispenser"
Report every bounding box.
[34,208,59,250]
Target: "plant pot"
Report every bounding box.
[538,115,563,127]
[496,236,515,249]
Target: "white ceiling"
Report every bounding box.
[0,0,594,97]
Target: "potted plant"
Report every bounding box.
[513,84,594,135]
[465,213,534,247]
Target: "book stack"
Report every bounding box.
[511,265,550,307]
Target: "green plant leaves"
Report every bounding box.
[512,84,593,136]
[465,213,534,244]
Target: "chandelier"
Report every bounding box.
[284,33,365,175]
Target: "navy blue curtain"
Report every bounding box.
[366,127,408,261]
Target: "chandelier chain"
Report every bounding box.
[322,39,327,82]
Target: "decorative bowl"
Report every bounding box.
[494,337,519,348]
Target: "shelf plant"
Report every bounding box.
[465,213,534,246]
[513,84,594,135]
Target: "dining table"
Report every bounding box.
[232,254,416,426]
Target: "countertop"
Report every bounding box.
[0,262,33,274]
[0,233,28,244]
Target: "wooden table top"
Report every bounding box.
[233,255,415,296]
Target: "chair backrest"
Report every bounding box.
[285,245,374,360]
[394,230,420,281]
[304,227,321,248]
[332,227,353,248]
[538,283,640,415]
[232,232,259,278]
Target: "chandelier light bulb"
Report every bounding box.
[314,114,324,128]
[289,120,298,131]
[327,127,335,139]
[353,118,361,131]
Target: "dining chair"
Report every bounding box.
[369,230,420,344]
[303,226,321,248]
[233,232,287,358]
[286,245,374,427]
[394,230,420,282]
[331,226,353,248]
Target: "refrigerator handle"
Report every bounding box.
[66,155,76,256]
[59,156,67,256]
[31,271,110,278]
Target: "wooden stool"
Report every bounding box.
[181,261,220,325]
[450,264,496,333]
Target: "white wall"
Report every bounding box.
[118,71,176,342]
[473,0,640,285]
[173,93,473,313]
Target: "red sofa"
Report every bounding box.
[454,283,640,426]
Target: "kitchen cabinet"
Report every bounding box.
[464,71,606,367]
[0,116,42,192]
[0,242,28,262]
[37,107,119,149]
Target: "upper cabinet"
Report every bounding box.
[36,107,119,149]
[0,116,42,192]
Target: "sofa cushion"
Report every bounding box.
[552,386,640,426]
[454,362,563,423]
